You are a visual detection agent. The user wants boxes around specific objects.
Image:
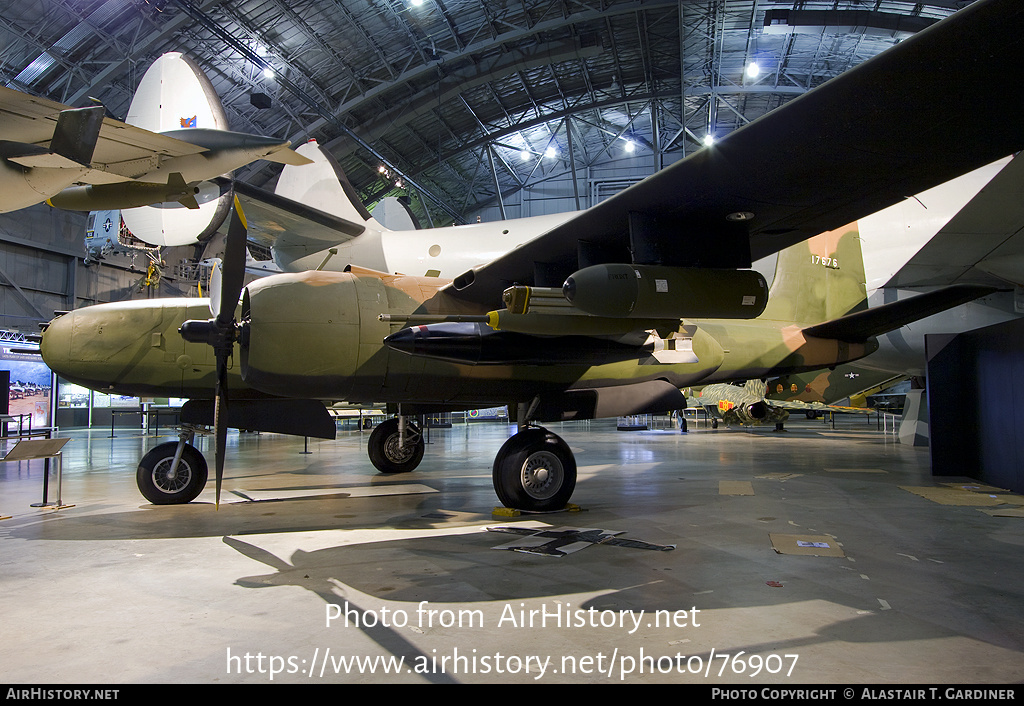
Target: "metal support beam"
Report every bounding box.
[564,118,581,211]
[171,0,461,224]
[0,261,47,321]
[486,146,507,220]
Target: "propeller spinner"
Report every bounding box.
[179,196,249,508]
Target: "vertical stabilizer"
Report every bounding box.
[276,141,385,229]
[125,52,228,132]
[119,53,232,246]
[743,379,767,398]
[371,196,421,230]
[760,225,867,325]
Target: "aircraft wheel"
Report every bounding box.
[492,428,576,511]
[368,417,424,473]
[137,441,208,505]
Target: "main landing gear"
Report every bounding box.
[491,426,576,512]
[365,412,577,512]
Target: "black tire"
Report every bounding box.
[368,417,424,473]
[137,441,208,505]
[492,427,576,511]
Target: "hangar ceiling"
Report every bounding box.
[1,0,972,226]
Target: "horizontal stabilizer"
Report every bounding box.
[231,179,365,250]
[802,284,999,342]
[262,146,315,166]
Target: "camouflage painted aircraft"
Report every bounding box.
[37,0,1024,512]
[764,367,904,412]
[694,380,794,430]
[692,377,875,430]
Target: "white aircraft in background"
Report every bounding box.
[0,52,309,233]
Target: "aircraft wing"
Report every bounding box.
[885,152,1024,289]
[0,85,207,179]
[768,398,873,415]
[444,0,1024,307]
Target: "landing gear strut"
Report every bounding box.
[367,416,425,473]
[136,429,208,504]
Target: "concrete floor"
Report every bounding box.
[1,415,1022,685]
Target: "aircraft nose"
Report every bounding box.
[39,310,74,379]
[39,308,113,388]
[39,301,168,389]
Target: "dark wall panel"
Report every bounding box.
[927,318,1024,492]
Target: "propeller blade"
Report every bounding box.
[212,196,246,509]
[216,196,248,327]
[180,195,247,509]
[213,350,229,509]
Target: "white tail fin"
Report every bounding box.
[125,52,228,132]
[119,52,232,246]
[371,196,421,230]
[276,140,387,230]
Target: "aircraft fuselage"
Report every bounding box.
[41,268,875,416]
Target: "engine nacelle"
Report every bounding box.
[722,400,789,427]
[240,270,387,399]
[562,264,768,319]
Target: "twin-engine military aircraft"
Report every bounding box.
[39,0,1024,512]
